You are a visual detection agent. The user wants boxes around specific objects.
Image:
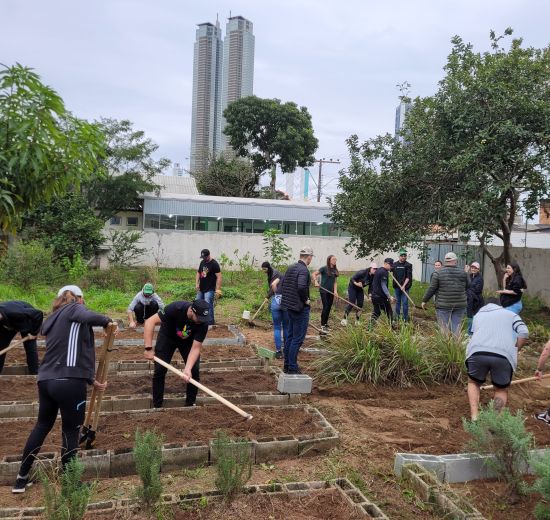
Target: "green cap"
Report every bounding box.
[143,283,154,295]
[398,248,408,255]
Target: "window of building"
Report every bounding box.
[159,214,176,229]
[110,216,121,225]
[252,219,266,234]
[282,221,297,235]
[310,222,327,236]
[239,219,253,233]
[176,215,192,230]
[296,222,311,235]
[127,216,139,227]
[222,218,238,232]
[144,214,160,229]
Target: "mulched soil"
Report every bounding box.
[1,405,323,455]
[0,370,276,402]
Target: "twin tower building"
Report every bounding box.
[190,16,255,174]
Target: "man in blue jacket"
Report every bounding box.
[280,246,313,374]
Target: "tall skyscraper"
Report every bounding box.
[394,101,411,142]
[220,16,255,152]
[190,21,223,174]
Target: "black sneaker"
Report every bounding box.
[12,476,32,494]
[275,351,283,359]
[535,412,550,425]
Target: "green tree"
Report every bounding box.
[85,118,167,220]
[330,29,550,281]
[262,229,292,268]
[193,155,260,197]
[223,96,318,192]
[0,64,104,231]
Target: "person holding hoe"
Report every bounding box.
[261,261,288,359]
[392,248,413,322]
[12,285,117,493]
[0,300,43,375]
[341,263,377,326]
[196,249,222,326]
[370,258,395,323]
[127,283,164,329]
[144,299,210,408]
[312,255,339,333]
[534,338,550,425]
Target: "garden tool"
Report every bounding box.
[481,373,550,390]
[0,335,35,356]
[318,286,362,311]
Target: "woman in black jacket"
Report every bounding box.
[12,286,116,494]
[261,262,288,359]
[466,262,484,335]
[497,262,527,315]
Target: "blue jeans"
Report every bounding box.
[270,296,289,352]
[467,317,474,336]
[284,307,310,373]
[196,290,215,324]
[436,308,465,336]
[504,301,523,315]
[394,286,409,321]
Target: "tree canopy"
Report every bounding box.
[0,64,105,231]
[330,29,550,279]
[223,96,318,191]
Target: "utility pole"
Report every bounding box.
[315,158,340,202]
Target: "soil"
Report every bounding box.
[0,406,323,455]
[0,370,276,402]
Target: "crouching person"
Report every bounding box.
[465,297,528,420]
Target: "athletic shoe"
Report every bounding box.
[184,403,196,407]
[12,475,32,494]
[340,319,348,326]
[320,326,329,335]
[275,351,282,359]
[535,412,550,425]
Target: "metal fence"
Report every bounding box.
[420,242,484,283]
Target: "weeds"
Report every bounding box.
[426,325,467,384]
[134,429,164,511]
[213,430,252,501]
[532,451,550,519]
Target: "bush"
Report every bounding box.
[85,267,129,291]
[213,430,252,501]
[108,230,147,267]
[134,429,164,511]
[62,252,88,282]
[463,403,534,500]
[532,451,550,519]
[1,240,61,289]
[426,325,467,384]
[40,457,92,520]
[262,229,291,269]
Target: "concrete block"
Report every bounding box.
[79,449,110,479]
[0,401,36,419]
[443,454,494,483]
[161,442,209,471]
[255,437,300,463]
[209,439,256,464]
[109,447,134,477]
[110,395,151,412]
[277,373,312,394]
[298,434,339,456]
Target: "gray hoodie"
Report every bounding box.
[38,303,110,383]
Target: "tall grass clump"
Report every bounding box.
[426,325,467,384]
[213,430,252,501]
[134,429,164,511]
[40,457,92,520]
[463,403,534,502]
[532,451,550,519]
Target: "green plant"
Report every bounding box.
[463,403,534,500]
[262,229,292,268]
[85,267,129,291]
[426,325,467,384]
[219,252,235,283]
[532,451,550,519]
[134,429,164,510]
[213,430,252,501]
[40,457,92,520]
[233,249,256,282]
[62,252,88,282]
[108,230,147,267]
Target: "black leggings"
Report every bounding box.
[371,296,393,323]
[152,334,200,407]
[134,301,160,324]
[320,291,334,326]
[19,378,87,477]
[0,330,39,375]
[344,285,364,318]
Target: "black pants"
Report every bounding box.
[152,334,200,407]
[19,378,87,477]
[344,285,364,318]
[320,291,334,326]
[371,296,393,323]
[134,301,159,324]
[0,329,39,375]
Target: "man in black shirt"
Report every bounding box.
[371,258,395,323]
[195,249,222,326]
[393,248,413,322]
[144,299,210,407]
[341,263,377,326]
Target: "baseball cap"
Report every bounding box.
[471,262,480,269]
[384,258,394,266]
[369,262,378,269]
[191,299,210,323]
[444,252,458,261]
[299,246,314,256]
[200,249,210,258]
[143,283,154,295]
[57,285,83,298]
[398,247,408,255]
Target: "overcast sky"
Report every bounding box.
[2,0,548,196]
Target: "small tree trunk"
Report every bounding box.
[270,165,276,194]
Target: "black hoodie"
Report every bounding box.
[0,301,43,348]
[38,303,110,383]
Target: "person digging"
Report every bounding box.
[127,283,164,329]
[144,299,210,408]
[533,338,550,425]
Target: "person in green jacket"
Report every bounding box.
[421,252,469,335]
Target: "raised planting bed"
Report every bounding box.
[0,404,339,482]
[0,479,387,520]
[0,367,302,418]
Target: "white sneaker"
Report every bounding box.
[340,319,348,326]
[355,320,361,326]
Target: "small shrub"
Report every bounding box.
[85,267,128,291]
[213,430,252,501]
[40,457,92,520]
[134,429,164,510]
[532,451,550,519]
[108,230,147,267]
[427,325,467,384]
[463,403,534,500]
[62,252,88,282]
[164,282,197,300]
[262,229,292,269]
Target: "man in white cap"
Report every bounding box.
[421,252,469,335]
[280,246,313,374]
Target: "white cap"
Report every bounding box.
[444,252,458,262]
[57,285,83,298]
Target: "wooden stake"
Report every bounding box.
[390,273,418,308]
[0,335,35,356]
[481,373,550,390]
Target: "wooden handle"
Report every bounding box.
[481,373,550,390]
[153,356,253,420]
[319,286,362,311]
[390,274,417,307]
[0,335,34,356]
[251,298,268,321]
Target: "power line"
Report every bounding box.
[315,158,341,202]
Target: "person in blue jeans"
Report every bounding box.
[497,262,527,315]
[195,249,222,326]
[280,247,314,374]
[392,248,413,322]
[261,261,289,359]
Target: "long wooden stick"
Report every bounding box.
[91,326,116,431]
[318,285,362,311]
[0,335,35,356]
[481,373,550,390]
[250,298,268,322]
[390,273,418,308]
[153,356,253,420]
